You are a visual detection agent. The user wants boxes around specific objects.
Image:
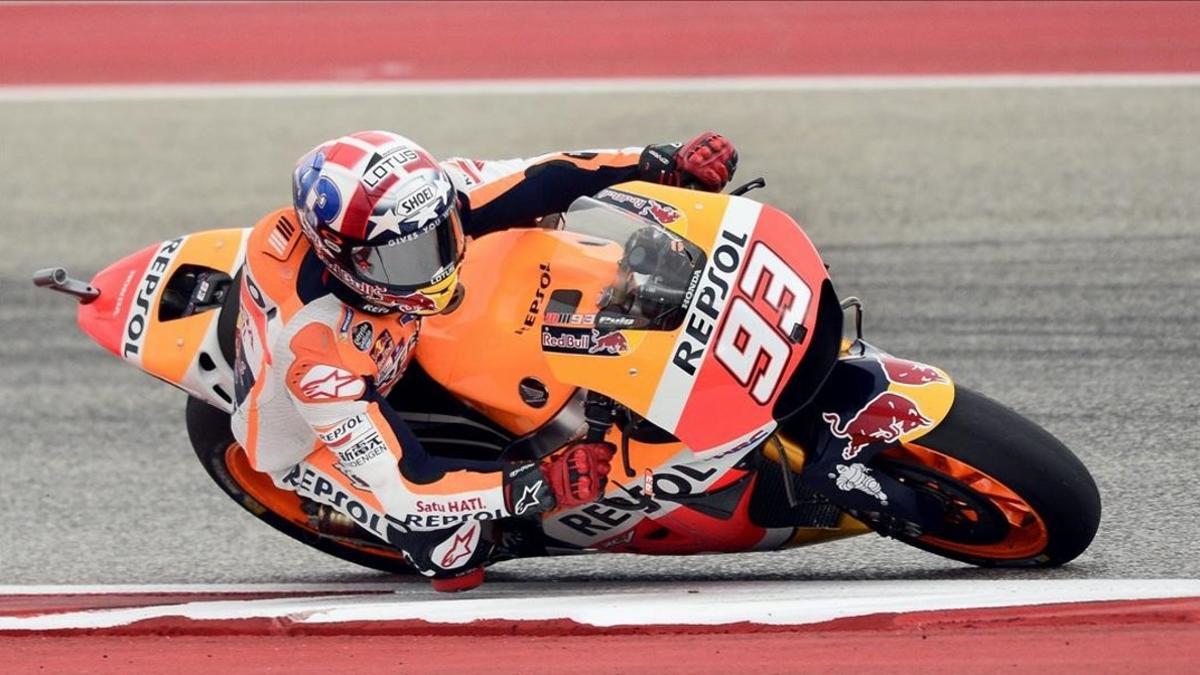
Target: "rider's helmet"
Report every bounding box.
[291,130,464,315]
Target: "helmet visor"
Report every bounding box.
[350,207,464,291]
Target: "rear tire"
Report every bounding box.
[877,387,1101,567]
[185,396,414,575]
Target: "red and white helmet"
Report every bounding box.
[292,130,464,314]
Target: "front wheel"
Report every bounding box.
[875,387,1101,567]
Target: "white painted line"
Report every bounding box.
[1,579,1197,631]
[2,74,1200,103]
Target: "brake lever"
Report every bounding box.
[620,418,636,478]
[729,177,766,197]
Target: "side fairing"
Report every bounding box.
[77,228,250,410]
[542,182,834,453]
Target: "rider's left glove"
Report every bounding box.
[502,441,615,515]
[639,131,738,192]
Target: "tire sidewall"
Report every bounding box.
[887,387,1101,567]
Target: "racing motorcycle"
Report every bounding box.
[34,179,1101,574]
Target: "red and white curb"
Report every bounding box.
[1,579,1197,635]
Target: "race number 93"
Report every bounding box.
[714,242,812,404]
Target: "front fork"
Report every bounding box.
[779,300,957,536]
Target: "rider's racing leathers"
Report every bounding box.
[229,148,646,578]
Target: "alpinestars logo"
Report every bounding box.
[299,366,365,401]
[437,525,479,569]
[513,480,544,515]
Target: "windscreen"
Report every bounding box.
[560,196,706,332]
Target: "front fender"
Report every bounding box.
[784,341,957,519]
[810,342,955,462]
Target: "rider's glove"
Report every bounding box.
[544,441,615,508]
[502,441,615,515]
[639,131,738,192]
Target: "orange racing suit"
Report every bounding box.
[229,147,644,577]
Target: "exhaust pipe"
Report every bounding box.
[32,267,100,304]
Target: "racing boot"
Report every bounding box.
[430,566,486,593]
[400,521,495,592]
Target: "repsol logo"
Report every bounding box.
[516,263,552,334]
[122,237,185,360]
[282,465,409,544]
[399,510,504,529]
[558,464,722,537]
[319,414,364,446]
[670,229,748,375]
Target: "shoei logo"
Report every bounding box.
[398,184,436,215]
[368,183,444,240]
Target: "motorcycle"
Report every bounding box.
[34,179,1101,574]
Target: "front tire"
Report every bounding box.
[185,396,414,575]
[876,387,1101,567]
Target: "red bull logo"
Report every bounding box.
[877,355,947,386]
[822,392,934,460]
[641,200,682,225]
[589,329,630,355]
[403,294,438,312]
[373,288,436,313]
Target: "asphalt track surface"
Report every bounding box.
[1,84,1198,585]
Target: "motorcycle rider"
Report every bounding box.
[230,129,738,591]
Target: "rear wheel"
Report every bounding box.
[185,396,414,575]
[876,387,1100,567]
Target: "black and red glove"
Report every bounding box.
[503,442,615,515]
[639,131,738,192]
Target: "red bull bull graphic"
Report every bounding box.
[642,200,682,225]
[371,288,436,314]
[589,329,629,355]
[595,188,682,226]
[876,355,947,386]
[822,392,934,460]
[541,326,629,357]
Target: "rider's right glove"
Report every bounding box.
[503,441,616,516]
[638,131,738,192]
